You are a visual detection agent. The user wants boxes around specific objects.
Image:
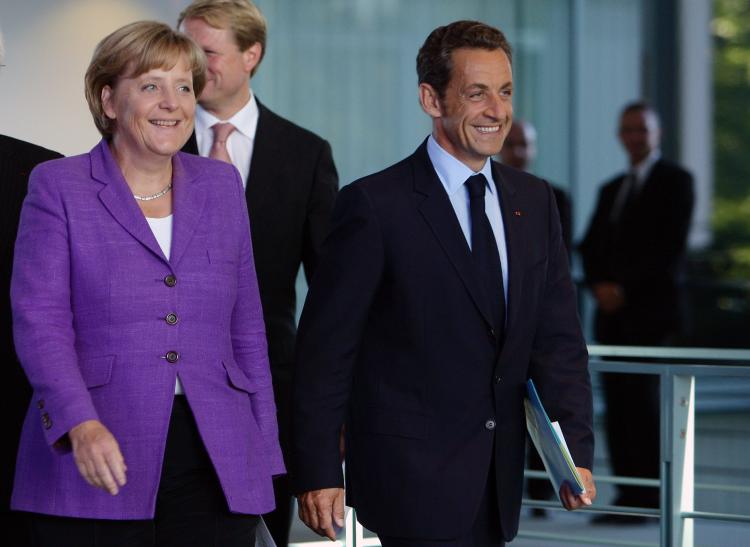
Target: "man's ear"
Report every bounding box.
[101,85,116,120]
[418,83,442,118]
[243,42,263,75]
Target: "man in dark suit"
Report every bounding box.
[2,29,64,545]
[500,119,572,255]
[293,21,595,546]
[580,101,694,515]
[1,134,63,544]
[178,1,338,544]
[499,119,572,514]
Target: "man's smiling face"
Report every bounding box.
[431,47,513,171]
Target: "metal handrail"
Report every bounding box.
[291,348,750,546]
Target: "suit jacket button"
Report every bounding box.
[493,375,501,384]
[485,419,496,430]
[165,313,178,325]
[165,351,179,363]
[164,274,177,287]
[37,399,45,409]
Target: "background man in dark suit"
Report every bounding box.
[0,135,62,546]
[500,119,572,255]
[0,36,64,545]
[293,21,595,546]
[499,118,573,514]
[580,101,694,517]
[178,1,338,544]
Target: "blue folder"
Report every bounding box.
[525,378,585,502]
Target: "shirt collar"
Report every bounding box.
[195,91,259,140]
[427,135,495,197]
[631,149,661,185]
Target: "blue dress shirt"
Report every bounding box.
[426,136,509,304]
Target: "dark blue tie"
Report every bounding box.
[466,174,505,335]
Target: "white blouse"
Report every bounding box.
[145,215,183,395]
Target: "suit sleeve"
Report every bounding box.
[11,165,99,450]
[229,167,285,475]
[530,183,594,470]
[579,185,613,285]
[301,140,339,281]
[292,182,383,493]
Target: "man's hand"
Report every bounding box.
[592,282,625,313]
[69,420,127,495]
[560,467,596,511]
[298,487,345,541]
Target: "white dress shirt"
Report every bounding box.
[426,136,509,304]
[610,149,662,221]
[194,93,259,187]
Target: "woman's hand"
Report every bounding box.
[69,420,127,495]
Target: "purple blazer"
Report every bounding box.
[10,140,284,519]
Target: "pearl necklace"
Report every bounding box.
[133,182,173,201]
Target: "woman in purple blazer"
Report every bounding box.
[10,21,284,546]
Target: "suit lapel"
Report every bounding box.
[412,142,494,328]
[93,141,167,262]
[245,101,277,210]
[170,153,206,268]
[492,162,523,336]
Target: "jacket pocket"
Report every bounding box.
[207,249,238,266]
[222,360,259,394]
[78,355,115,388]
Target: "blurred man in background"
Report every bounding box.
[178,1,339,544]
[0,31,63,545]
[580,101,694,520]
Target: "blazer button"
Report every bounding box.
[485,419,496,430]
[165,313,178,325]
[488,327,496,339]
[493,375,502,384]
[165,351,179,363]
[164,274,177,287]
[37,399,45,409]
[41,413,52,429]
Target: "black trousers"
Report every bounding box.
[27,396,259,547]
[379,457,505,547]
[263,376,294,546]
[602,372,660,508]
[596,310,663,509]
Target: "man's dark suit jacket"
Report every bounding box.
[0,135,62,529]
[183,100,338,454]
[292,141,593,542]
[579,159,694,342]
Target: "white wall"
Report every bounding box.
[0,0,190,156]
[1,0,645,234]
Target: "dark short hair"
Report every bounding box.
[417,20,512,99]
[620,100,661,126]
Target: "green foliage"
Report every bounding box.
[711,197,750,279]
[709,0,750,279]
[713,0,750,198]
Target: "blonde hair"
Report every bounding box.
[178,0,266,76]
[85,21,207,138]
